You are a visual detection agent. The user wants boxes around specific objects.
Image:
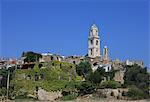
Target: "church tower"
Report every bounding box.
[88,24,100,58]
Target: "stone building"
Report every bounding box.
[125,59,144,68]
[113,69,125,84]
[64,56,84,65]
[112,59,124,70]
[39,53,64,63]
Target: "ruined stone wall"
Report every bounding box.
[39,55,64,62]
[113,70,125,84]
[64,56,84,65]
[96,88,128,99]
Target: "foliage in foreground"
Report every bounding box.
[100,81,121,89]
[76,81,95,96]
[76,61,92,78]
[123,64,150,99]
[61,93,78,101]
[87,66,105,85]
[122,85,147,100]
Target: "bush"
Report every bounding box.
[124,64,149,93]
[126,86,146,100]
[100,81,121,89]
[76,81,95,96]
[0,87,6,96]
[15,89,28,99]
[61,93,78,101]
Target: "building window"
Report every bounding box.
[96,40,98,45]
[96,49,98,52]
[108,67,110,71]
[91,40,93,45]
[51,56,53,60]
[91,49,93,55]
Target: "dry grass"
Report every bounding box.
[59,98,150,102]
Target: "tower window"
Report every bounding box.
[96,40,98,45]
[96,30,98,35]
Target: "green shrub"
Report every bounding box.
[62,93,78,101]
[15,89,28,99]
[100,81,121,89]
[0,87,6,96]
[76,81,95,95]
[126,86,146,100]
[75,76,82,81]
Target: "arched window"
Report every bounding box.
[51,56,53,60]
[57,57,59,60]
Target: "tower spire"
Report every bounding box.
[103,46,109,61]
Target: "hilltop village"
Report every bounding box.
[0,24,148,101]
[0,24,144,84]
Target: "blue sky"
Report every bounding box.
[0,0,149,69]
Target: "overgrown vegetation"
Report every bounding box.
[123,64,150,99]
[87,66,105,85]
[126,85,146,100]
[61,93,78,101]
[76,61,92,78]
[0,66,16,99]
[100,81,121,89]
[0,60,149,100]
[10,61,82,99]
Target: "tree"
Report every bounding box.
[104,68,116,81]
[0,67,15,88]
[88,66,105,85]
[76,61,92,78]
[22,51,42,63]
[0,87,6,96]
[0,69,7,87]
[124,64,150,95]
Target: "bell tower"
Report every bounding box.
[88,24,100,58]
